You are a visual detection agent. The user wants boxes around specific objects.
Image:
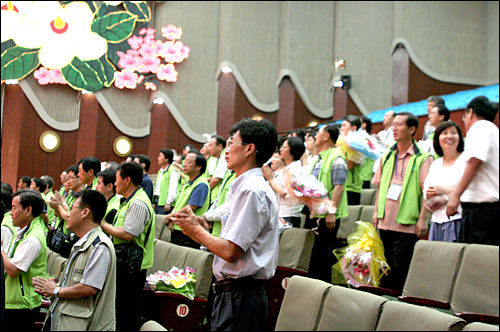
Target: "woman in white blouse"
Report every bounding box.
[422,121,466,242]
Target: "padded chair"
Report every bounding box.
[337,205,363,240]
[462,322,499,331]
[375,300,466,331]
[359,205,374,223]
[266,228,316,330]
[360,188,376,206]
[397,240,467,309]
[140,320,168,331]
[316,285,388,331]
[155,214,167,240]
[275,275,332,331]
[450,244,499,324]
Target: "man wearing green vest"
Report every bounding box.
[41,175,57,230]
[166,151,210,249]
[305,124,349,283]
[100,162,155,331]
[203,169,236,237]
[372,112,433,292]
[78,156,101,190]
[340,115,364,205]
[33,190,116,331]
[153,148,180,215]
[1,189,47,332]
[30,177,50,231]
[96,169,121,224]
[207,135,228,204]
[1,186,17,254]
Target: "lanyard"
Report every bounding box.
[394,151,406,180]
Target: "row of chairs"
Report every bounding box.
[275,275,498,331]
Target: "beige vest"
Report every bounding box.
[47,227,117,331]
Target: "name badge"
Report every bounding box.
[387,183,402,201]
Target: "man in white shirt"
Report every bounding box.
[153,149,179,215]
[171,118,279,331]
[376,110,395,148]
[422,96,445,141]
[208,135,228,204]
[446,96,499,245]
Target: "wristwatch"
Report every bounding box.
[53,287,61,298]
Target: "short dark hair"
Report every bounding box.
[344,115,361,130]
[66,164,79,176]
[183,144,195,152]
[135,154,151,172]
[211,135,227,149]
[41,175,54,190]
[21,176,31,187]
[230,118,278,166]
[323,124,340,145]
[117,162,143,186]
[288,128,306,142]
[73,190,107,224]
[96,169,116,194]
[360,116,373,134]
[78,157,101,176]
[276,136,285,152]
[160,149,174,164]
[31,178,47,192]
[126,154,136,161]
[1,188,12,210]
[427,95,445,106]
[105,161,120,171]
[435,104,450,121]
[13,189,44,218]
[433,121,464,157]
[188,152,207,175]
[396,112,419,136]
[466,96,499,122]
[1,182,13,196]
[286,136,306,161]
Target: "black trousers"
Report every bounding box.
[211,282,268,331]
[282,216,302,228]
[305,217,341,284]
[171,229,200,249]
[347,191,361,206]
[5,307,40,332]
[378,229,418,292]
[116,269,147,331]
[460,202,499,246]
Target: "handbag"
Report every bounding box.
[47,220,79,258]
[114,216,154,273]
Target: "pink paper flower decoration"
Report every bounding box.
[114,69,138,89]
[160,41,183,63]
[144,82,157,91]
[138,56,160,73]
[161,24,182,41]
[139,43,156,58]
[51,69,66,84]
[156,63,178,82]
[127,35,143,50]
[34,67,51,85]
[117,51,139,70]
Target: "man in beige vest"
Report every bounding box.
[33,190,116,331]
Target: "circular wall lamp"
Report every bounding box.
[113,136,133,157]
[39,131,61,153]
[251,114,263,121]
[307,120,319,127]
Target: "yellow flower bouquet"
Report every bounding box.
[146,266,197,300]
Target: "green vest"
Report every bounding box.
[59,185,66,197]
[157,165,177,206]
[5,216,47,309]
[211,170,236,237]
[55,192,78,236]
[104,195,120,221]
[172,175,210,231]
[44,191,56,228]
[2,212,18,252]
[377,142,431,225]
[359,157,375,182]
[49,227,116,331]
[312,148,348,219]
[209,151,226,203]
[345,162,363,194]
[112,188,155,270]
[90,177,98,190]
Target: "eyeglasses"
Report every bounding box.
[70,205,85,212]
[226,139,250,148]
[67,175,77,180]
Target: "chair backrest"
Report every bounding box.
[147,239,214,300]
[402,240,467,304]
[375,300,466,331]
[275,275,332,331]
[140,320,168,331]
[337,205,362,239]
[278,228,315,272]
[155,214,167,240]
[360,188,376,206]
[450,244,499,316]
[462,322,500,331]
[359,205,374,223]
[316,285,388,331]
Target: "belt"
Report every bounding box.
[212,277,264,294]
[462,201,499,209]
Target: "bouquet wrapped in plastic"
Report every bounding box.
[146,266,197,300]
[336,134,364,164]
[332,221,390,287]
[283,171,336,218]
[344,131,387,161]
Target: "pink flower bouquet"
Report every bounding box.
[146,266,197,300]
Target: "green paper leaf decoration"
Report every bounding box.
[91,11,137,43]
[96,2,120,18]
[123,1,151,22]
[106,41,131,68]
[1,46,40,81]
[1,39,16,54]
[61,57,104,92]
[85,55,116,87]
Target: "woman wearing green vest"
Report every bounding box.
[2,189,47,332]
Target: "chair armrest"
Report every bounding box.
[355,285,402,297]
[453,312,499,325]
[397,296,450,310]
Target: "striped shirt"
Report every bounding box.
[311,155,348,186]
[122,199,151,238]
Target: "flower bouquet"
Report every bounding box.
[146,266,197,300]
[332,221,390,287]
[336,134,365,164]
[343,131,387,161]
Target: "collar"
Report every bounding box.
[189,173,203,185]
[73,227,99,248]
[122,187,141,204]
[107,194,116,203]
[230,167,262,194]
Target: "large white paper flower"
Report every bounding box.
[9,1,107,69]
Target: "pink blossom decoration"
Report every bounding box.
[156,63,178,82]
[139,43,156,59]
[114,70,139,89]
[160,41,183,63]
[161,24,182,41]
[144,82,157,91]
[51,69,67,84]
[117,52,139,70]
[127,35,143,50]
[138,56,160,73]
[34,67,52,85]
